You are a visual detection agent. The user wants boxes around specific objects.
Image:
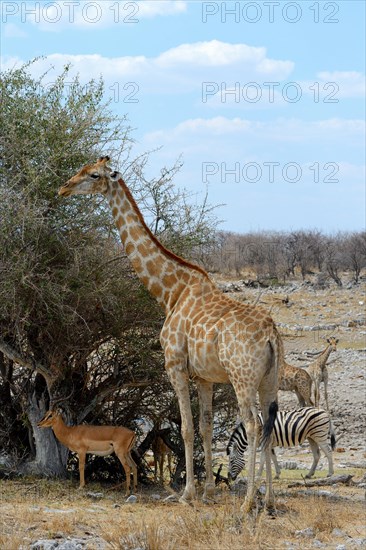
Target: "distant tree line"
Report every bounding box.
[199,230,366,286]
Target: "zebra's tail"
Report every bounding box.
[259,400,278,449]
[329,418,336,450]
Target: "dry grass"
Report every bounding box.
[1,477,365,549]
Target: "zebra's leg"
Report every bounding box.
[271,448,281,479]
[318,441,334,476]
[306,438,320,478]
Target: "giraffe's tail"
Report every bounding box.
[259,401,278,449]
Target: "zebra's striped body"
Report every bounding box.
[227,407,335,480]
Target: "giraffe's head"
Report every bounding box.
[59,156,120,197]
[327,337,338,351]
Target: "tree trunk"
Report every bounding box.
[21,391,68,477]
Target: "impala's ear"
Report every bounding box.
[98,156,110,165]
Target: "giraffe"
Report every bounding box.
[58,156,283,511]
[307,337,338,409]
[279,360,313,406]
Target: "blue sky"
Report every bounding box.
[1,0,365,233]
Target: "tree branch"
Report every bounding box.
[0,339,52,385]
[77,380,150,423]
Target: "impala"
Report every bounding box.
[38,409,137,494]
[152,434,174,484]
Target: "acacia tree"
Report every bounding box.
[343,232,366,283]
[0,61,220,480]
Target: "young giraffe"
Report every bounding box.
[59,156,283,511]
[307,337,338,409]
[279,360,313,406]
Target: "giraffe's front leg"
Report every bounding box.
[166,362,195,503]
[196,379,215,503]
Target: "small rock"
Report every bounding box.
[332,528,345,537]
[86,492,104,500]
[295,527,314,538]
[335,546,346,550]
[30,539,85,550]
[151,494,161,500]
[125,495,137,504]
[30,541,58,550]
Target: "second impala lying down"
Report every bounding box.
[38,410,137,494]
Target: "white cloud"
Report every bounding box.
[0,41,294,94]
[143,116,365,144]
[155,40,293,78]
[14,1,187,32]
[137,116,365,200]
[301,71,365,99]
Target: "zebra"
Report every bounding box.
[227,407,336,480]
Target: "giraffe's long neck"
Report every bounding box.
[107,178,211,312]
[318,345,333,368]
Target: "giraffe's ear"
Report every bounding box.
[98,156,110,165]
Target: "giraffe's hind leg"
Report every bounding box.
[196,379,215,502]
[241,405,259,513]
